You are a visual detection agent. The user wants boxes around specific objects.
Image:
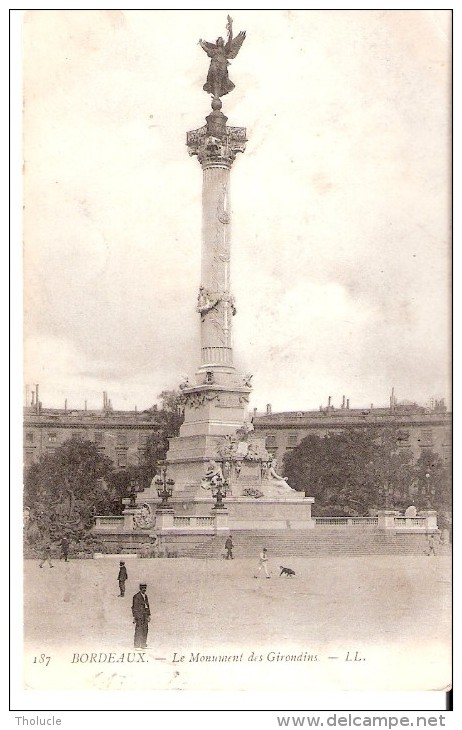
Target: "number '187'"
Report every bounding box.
[33,654,51,666]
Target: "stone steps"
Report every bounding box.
[169,529,450,558]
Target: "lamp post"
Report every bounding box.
[121,478,142,531]
[425,471,434,508]
[304,464,312,498]
[154,461,175,509]
[121,478,140,508]
[129,478,139,507]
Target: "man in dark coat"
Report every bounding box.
[117,561,128,596]
[60,536,70,562]
[225,535,234,559]
[132,583,151,648]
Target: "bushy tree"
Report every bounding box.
[412,449,451,524]
[130,389,184,490]
[283,427,415,515]
[24,437,117,543]
[361,428,415,511]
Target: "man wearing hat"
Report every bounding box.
[132,583,151,648]
[117,561,128,597]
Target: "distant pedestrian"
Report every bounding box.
[254,548,270,578]
[39,544,54,568]
[225,535,234,560]
[60,536,70,562]
[132,583,151,648]
[427,534,437,556]
[118,561,128,597]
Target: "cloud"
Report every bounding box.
[22,10,451,412]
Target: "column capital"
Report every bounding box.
[187,120,247,169]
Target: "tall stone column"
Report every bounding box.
[137,21,313,522]
[188,103,246,372]
[160,103,251,493]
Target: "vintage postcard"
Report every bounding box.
[16,9,452,707]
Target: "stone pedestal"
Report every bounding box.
[419,510,438,530]
[122,508,136,531]
[155,509,175,531]
[225,496,315,530]
[377,510,399,530]
[213,509,229,533]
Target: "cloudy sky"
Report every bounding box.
[22,9,451,413]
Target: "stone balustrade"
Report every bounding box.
[315,517,379,527]
[315,512,437,532]
[173,516,215,528]
[94,515,125,529]
[393,517,425,528]
[314,511,438,532]
[94,510,438,535]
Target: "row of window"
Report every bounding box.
[24,446,149,469]
[25,431,154,446]
[265,432,451,466]
[265,428,450,447]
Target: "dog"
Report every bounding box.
[279,566,296,577]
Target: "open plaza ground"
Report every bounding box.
[23,553,451,693]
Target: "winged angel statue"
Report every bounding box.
[199,16,246,99]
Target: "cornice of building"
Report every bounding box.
[254,410,452,430]
[23,407,163,429]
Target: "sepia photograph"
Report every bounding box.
[16,8,451,704]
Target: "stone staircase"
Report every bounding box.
[161,529,451,558]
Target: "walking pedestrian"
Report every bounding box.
[427,534,437,556]
[254,548,270,578]
[60,536,70,562]
[39,544,54,568]
[225,535,234,559]
[117,561,128,597]
[132,583,151,648]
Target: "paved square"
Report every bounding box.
[23,554,451,692]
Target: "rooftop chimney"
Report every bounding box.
[266,403,272,415]
[346,398,350,410]
[36,384,40,415]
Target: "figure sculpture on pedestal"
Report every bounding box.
[201,460,225,490]
[267,457,288,484]
[199,16,246,99]
[262,456,295,498]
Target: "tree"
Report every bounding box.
[158,389,184,415]
[352,428,415,511]
[283,427,415,515]
[413,450,451,515]
[24,436,117,543]
[133,390,185,489]
[136,430,172,489]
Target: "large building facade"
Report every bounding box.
[24,395,451,473]
[23,401,163,469]
[252,397,451,469]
